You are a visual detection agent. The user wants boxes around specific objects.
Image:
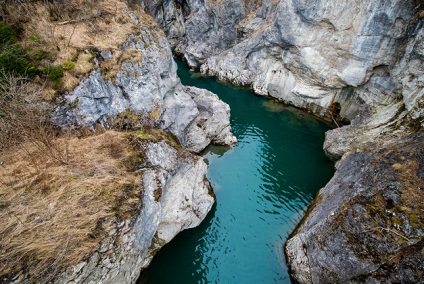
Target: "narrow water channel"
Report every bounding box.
[138,59,334,283]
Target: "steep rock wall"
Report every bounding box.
[145,0,423,124]
[285,18,424,283]
[286,134,424,283]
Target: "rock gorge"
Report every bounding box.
[0,0,422,283]
[142,0,423,282]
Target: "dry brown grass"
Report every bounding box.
[0,131,142,282]
[0,71,49,150]
[0,2,169,281]
[101,48,144,81]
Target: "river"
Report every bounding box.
[138,58,334,283]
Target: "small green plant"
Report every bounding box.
[70,98,79,109]
[58,34,66,40]
[408,214,422,229]
[0,49,37,77]
[63,60,75,70]
[0,21,16,44]
[29,49,48,61]
[52,78,63,89]
[29,32,42,42]
[136,129,150,138]
[44,65,63,81]
[44,65,64,89]
[0,22,37,77]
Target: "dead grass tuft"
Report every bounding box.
[0,71,49,150]
[0,131,142,282]
[101,48,143,81]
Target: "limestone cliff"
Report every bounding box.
[145,0,423,124]
[143,0,424,282]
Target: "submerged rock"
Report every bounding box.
[56,139,215,283]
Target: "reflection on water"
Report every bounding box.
[139,59,334,284]
[263,100,286,112]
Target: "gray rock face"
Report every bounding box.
[55,140,215,284]
[283,12,423,282]
[286,134,424,283]
[146,0,423,125]
[52,11,235,283]
[55,23,236,153]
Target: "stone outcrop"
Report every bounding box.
[54,14,236,153]
[55,139,214,283]
[50,7,235,284]
[285,134,424,283]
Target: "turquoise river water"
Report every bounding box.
[138,59,334,283]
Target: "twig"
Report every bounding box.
[371,226,412,243]
[330,111,340,128]
[10,210,26,228]
[36,234,72,282]
[67,25,76,47]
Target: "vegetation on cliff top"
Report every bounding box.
[0,0,160,97]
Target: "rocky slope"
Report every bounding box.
[143,0,424,282]
[55,135,215,284]
[1,130,215,284]
[51,5,236,283]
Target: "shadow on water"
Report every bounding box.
[138,58,334,284]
